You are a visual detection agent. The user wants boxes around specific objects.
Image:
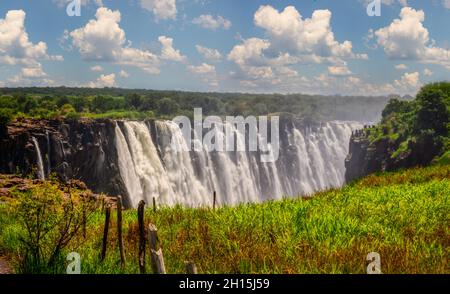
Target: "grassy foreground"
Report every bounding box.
[0,165,449,274]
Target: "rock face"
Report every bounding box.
[0,118,130,206]
[345,128,443,182]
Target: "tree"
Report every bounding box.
[382,99,414,121]
[23,97,38,113]
[415,87,449,136]
[56,96,70,108]
[72,96,87,112]
[125,93,142,110]
[140,96,157,111]
[60,104,77,117]
[157,97,179,115]
[91,95,114,113]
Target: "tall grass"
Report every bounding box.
[1,165,449,274]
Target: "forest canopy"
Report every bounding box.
[0,87,400,124]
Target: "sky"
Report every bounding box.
[0,0,449,96]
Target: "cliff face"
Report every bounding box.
[0,118,130,206]
[345,129,443,182]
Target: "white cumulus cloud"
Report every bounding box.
[195,45,222,61]
[188,63,215,74]
[192,15,231,30]
[0,10,63,66]
[140,0,177,20]
[90,65,103,72]
[158,36,186,62]
[395,64,408,70]
[70,8,186,74]
[328,65,352,76]
[119,70,130,78]
[374,7,450,69]
[88,73,116,88]
[253,5,367,61]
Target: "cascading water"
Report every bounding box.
[115,120,363,208]
[46,131,51,175]
[32,137,45,180]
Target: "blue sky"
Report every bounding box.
[0,0,449,95]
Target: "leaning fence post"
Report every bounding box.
[117,196,126,268]
[152,197,157,213]
[185,262,198,274]
[148,223,166,274]
[101,204,111,261]
[138,200,146,274]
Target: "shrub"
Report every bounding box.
[10,180,98,273]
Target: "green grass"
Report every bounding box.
[0,165,449,274]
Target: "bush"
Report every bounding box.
[10,180,98,273]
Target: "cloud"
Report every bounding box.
[188,63,218,87]
[302,71,421,96]
[395,64,407,70]
[253,6,367,61]
[443,0,450,9]
[226,5,369,89]
[70,8,128,62]
[0,10,63,66]
[0,10,62,87]
[393,71,420,90]
[188,63,215,74]
[7,63,54,86]
[158,36,186,62]
[90,65,103,72]
[192,15,231,30]
[21,65,47,78]
[88,73,116,88]
[119,70,130,78]
[328,65,352,76]
[140,0,177,20]
[196,45,222,61]
[374,7,450,69]
[423,68,433,76]
[70,8,186,74]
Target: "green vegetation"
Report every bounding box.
[366,82,449,163]
[1,165,448,274]
[0,87,393,123]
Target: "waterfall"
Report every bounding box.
[32,137,45,180]
[46,131,51,175]
[115,120,363,208]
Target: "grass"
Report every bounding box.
[0,165,449,274]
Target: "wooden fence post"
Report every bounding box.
[117,196,126,268]
[185,262,198,274]
[148,223,166,274]
[101,204,111,261]
[152,197,157,213]
[213,191,217,210]
[101,197,105,213]
[138,200,146,274]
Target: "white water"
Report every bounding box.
[32,137,45,180]
[46,131,51,175]
[115,121,363,207]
